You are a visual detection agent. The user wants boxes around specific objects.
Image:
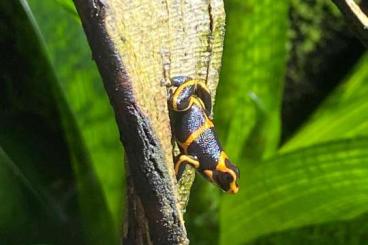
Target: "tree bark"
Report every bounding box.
[72,0,225,244]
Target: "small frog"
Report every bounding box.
[168,76,240,194]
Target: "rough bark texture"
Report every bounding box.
[332,0,368,47]
[72,0,225,244]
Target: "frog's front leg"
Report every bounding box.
[174,154,200,180]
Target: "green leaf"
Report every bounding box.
[0,0,120,243]
[252,212,368,245]
[220,138,368,244]
[186,177,221,244]
[189,0,289,242]
[0,1,83,242]
[25,0,124,240]
[216,0,288,162]
[0,147,70,243]
[0,147,35,237]
[282,54,368,152]
[189,1,290,244]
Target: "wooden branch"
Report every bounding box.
[72,0,225,244]
[332,0,368,47]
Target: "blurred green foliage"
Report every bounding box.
[282,55,368,152]
[0,0,122,244]
[216,0,288,161]
[26,0,124,226]
[1,0,368,244]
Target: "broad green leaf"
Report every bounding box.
[215,1,288,244]
[184,1,290,244]
[216,0,288,162]
[26,0,124,239]
[282,54,368,152]
[0,148,72,243]
[0,1,88,244]
[0,1,83,242]
[0,147,33,238]
[252,212,368,245]
[221,138,368,244]
[186,177,221,244]
[188,1,289,243]
[250,1,368,244]
[0,0,118,243]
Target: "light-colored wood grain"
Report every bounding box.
[104,0,225,204]
[74,0,225,242]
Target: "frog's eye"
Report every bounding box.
[221,172,234,184]
[211,172,233,192]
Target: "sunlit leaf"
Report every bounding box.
[216,0,288,162]
[25,0,124,241]
[221,138,368,244]
[252,212,368,245]
[197,1,290,244]
[282,54,368,152]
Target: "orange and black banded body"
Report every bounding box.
[168,76,240,194]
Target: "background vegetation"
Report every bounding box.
[1,0,367,244]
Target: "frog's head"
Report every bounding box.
[203,152,240,194]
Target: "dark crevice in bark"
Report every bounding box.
[123,169,152,245]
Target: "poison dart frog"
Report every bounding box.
[168,76,240,194]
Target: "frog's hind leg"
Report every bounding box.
[174,154,200,180]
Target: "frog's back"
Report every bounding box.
[171,103,207,142]
[187,127,222,170]
[171,103,223,170]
